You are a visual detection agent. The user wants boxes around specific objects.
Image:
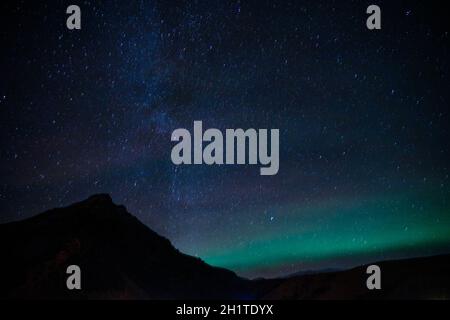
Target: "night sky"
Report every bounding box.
[1,0,449,278]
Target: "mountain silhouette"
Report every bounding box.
[0,194,449,299]
[264,254,450,299]
[0,194,277,299]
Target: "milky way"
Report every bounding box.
[1,0,449,278]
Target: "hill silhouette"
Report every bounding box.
[0,194,449,299]
[0,194,277,299]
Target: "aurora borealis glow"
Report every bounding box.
[1,0,449,278]
[201,188,450,277]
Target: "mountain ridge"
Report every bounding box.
[1,194,449,300]
[0,194,273,299]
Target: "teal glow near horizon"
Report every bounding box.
[196,189,450,277]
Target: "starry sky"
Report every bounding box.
[1,0,449,278]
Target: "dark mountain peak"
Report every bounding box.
[71,193,122,215]
[1,194,135,240]
[84,193,114,205]
[0,195,263,299]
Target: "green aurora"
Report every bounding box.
[199,188,450,276]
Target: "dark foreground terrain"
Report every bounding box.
[1,194,449,299]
